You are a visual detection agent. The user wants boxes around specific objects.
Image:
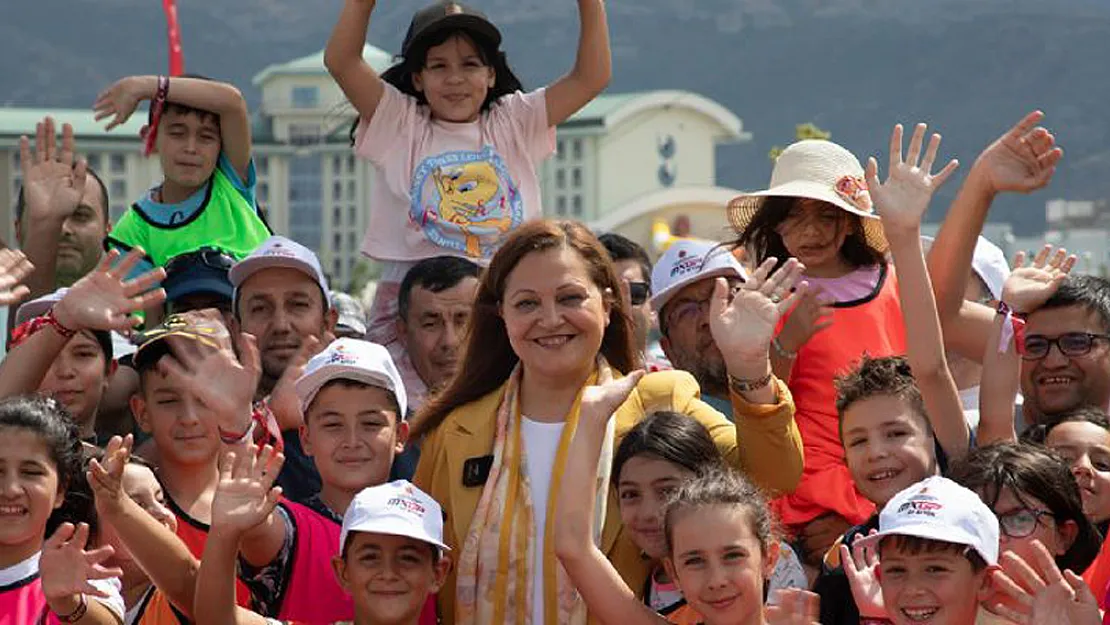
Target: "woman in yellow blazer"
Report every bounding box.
[411,220,805,625]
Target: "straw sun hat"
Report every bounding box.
[727,140,888,254]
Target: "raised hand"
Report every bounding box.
[88,434,134,513]
[0,249,34,306]
[211,445,285,535]
[841,534,886,619]
[19,117,88,222]
[973,111,1062,195]
[93,77,148,131]
[267,332,334,430]
[989,540,1100,625]
[157,320,261,431]
[766,589,821,625]
[710,257,807,364]
[52,248,166,333]
[867,123,960,234]
[579,367,644,427]
[1002,245,1077,315]
[39,522,123,601]
[777,287,834,356]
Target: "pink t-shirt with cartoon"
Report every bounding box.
[354,82,556,262]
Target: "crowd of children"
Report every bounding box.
[1,1,1108,624]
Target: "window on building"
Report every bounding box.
[289,125,322,146]
[556,139,565,161]
[258,182,270,203]
[333,207,341,225]
[109,154,126,174]
[333,258,342,276]
[111,204,126,221]
[256,156,268,175]
[347,155,356,173]
[334,233,342,249]
[348,205,357,226]
[572,195,583,216]
[572,138,583,160]
[556,169,565,189]
[332,155,342,174]
[572,168,582,188]
[347,180,356,200]
[556,196,566,216]
[11,151,20,169]
[110,179,126,198]
[288,155,323,250]
[348,232,357,250]
[291,86,320,109]
[85,154,100,172]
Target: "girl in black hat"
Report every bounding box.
[325,0,612,397]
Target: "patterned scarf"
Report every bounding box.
[455,358,617,625]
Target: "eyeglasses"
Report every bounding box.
[996,508,1055,539]
[164,247,236,275]
[628,281,650,306]
[1021,332,1110,361]
[664,284,743,329]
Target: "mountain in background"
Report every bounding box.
[3,0,1107,234]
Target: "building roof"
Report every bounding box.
[564,90,750,141]
[252,45,395,86]
[0,108,145,140]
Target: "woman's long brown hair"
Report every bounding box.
[410,220,640,440]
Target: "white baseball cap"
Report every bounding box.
[340,480,449,553]
[15,288,68,326]
[859,476,1000,566]
[650,239,747,312]
[230,236,330,305]
[921,235,1009,301]
[295,338,407,417]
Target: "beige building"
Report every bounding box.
[0,45,751,288]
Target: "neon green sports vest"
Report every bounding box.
[106,167,271,266]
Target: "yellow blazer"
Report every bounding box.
[413,369,803,624]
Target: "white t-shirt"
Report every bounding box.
[521,416,566,625]
[354,83,556,263]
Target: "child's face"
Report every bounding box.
[842,394,937,507]
[132,370,222,468]
[156,109,221,190]
[301,384,407,497]
[617,455,694,560]
[775,199,854,275]
[0,427,63,551]
[878,541,989,625]
[101,463,176,587]
[412,34,495,123]
[1044,420,1110,523]
[38,332,110,431]
[332,532,450,625]
[988,487,1076,570]
[665,504,775,625]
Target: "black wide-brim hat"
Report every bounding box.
[401,1,502,57]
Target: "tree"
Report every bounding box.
[769,123,832,161]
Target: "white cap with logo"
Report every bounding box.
[859,475,1000,566]
[230,236,331,305]
[295,338,407,416]
[650,239,747,312]
[340,480,449,553]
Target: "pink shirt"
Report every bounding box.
[354,83,555,262]
[804,265,883,303]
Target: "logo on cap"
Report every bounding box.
[387,495,427,517]
[669,249,706,278]
[325,344,359,366]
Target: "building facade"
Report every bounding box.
[1,45,751,289]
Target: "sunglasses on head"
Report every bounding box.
[164,248,236,275]
[628,281,650,306]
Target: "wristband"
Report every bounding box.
[143,76,171,157]
[55,594,88,623]
[729,371,773,393]
[996,301,1026,355]
[771,336,796,359]
[860,619,893,625]
[218,420,255,446]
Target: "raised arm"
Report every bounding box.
[553,369,666,625]
[543,0,612,126]
[195,447,283,625]
[94,75,252,179]
[0,248,163,400]
[927,111,1061,361]
[324,0,386,124]
[868,122,969,459]
[17,118,89,298]
[978,247,1075,445]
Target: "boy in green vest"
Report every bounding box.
[94,74,271,278]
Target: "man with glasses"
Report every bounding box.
[1019,275,1110,424]
[599,234,658,367]
[650,239,747,417]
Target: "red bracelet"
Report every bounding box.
[143,76,170,157]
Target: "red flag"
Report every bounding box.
[163,0,184,76]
